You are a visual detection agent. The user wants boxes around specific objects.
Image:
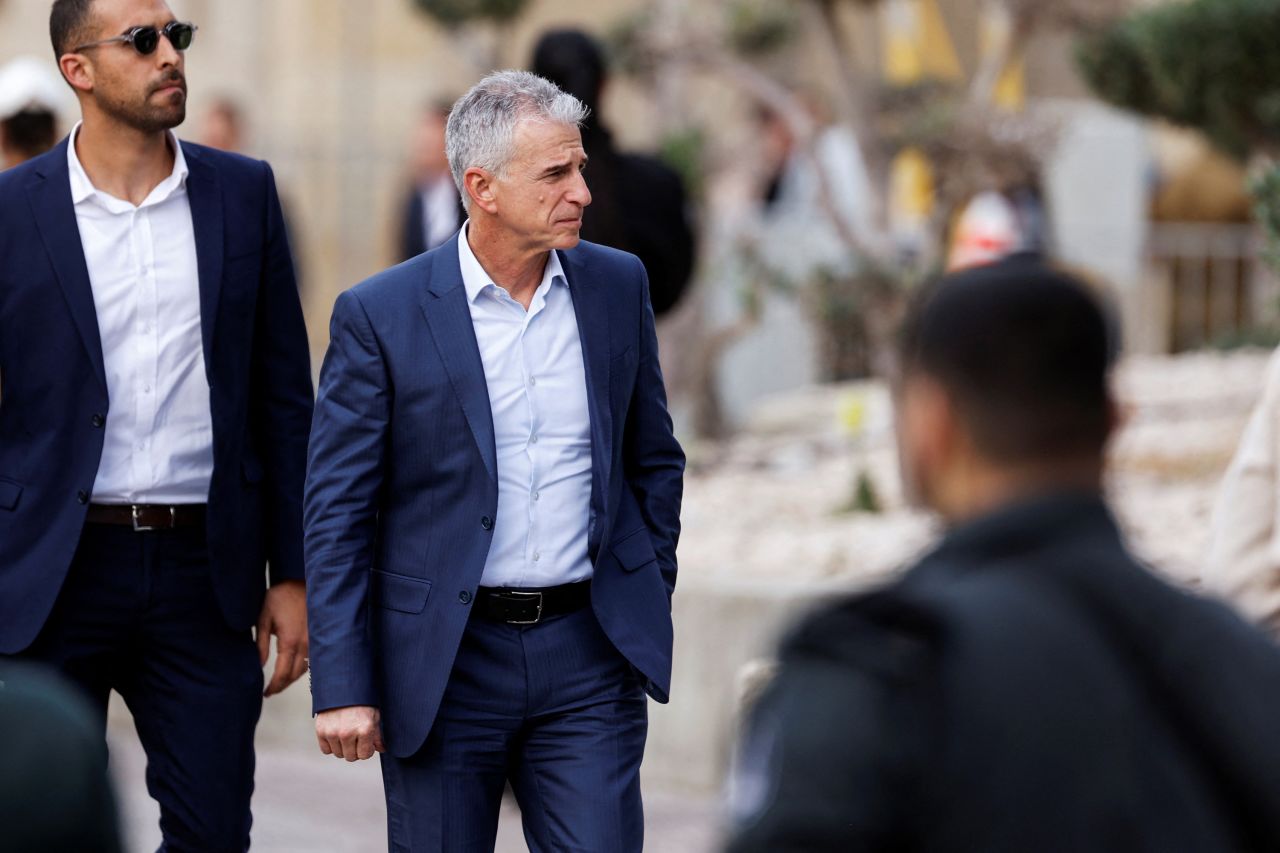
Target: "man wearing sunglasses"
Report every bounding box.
[0,1,314,850]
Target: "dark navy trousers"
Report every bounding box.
[380,606,649,852]
[17,523,263,853]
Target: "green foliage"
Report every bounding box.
[1076,0,1280,162]
[409,0,528,27]
[727,0,798,57]
[840,468,882,514]
[659,127,708,202]
[1251,163,1280,273]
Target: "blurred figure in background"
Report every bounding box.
[532,28,696,317]
[197,94,305,291]
[0,56,71,168]
[197,94,245,153]
[1,662,123,853]
[396,99,463,260]
[1205,347,1280,633]
[726,257,1280,852]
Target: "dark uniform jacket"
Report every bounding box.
[727,492,1280,852]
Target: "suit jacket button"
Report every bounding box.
[77,490,89,504]
[480,516,493,531]
[91,413,105,428]
[459,590,472,604]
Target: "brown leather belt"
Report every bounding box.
[86,504,206,531]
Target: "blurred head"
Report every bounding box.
[447,70,591,251]
[894,256,1119,522]
[51,0,191,135]
[0,55,68,166]
[410,100,451,182]
[530,29,605,124]
[199,96,243,152]
[1,109,58,167]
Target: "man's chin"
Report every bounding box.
[550,230,582,250]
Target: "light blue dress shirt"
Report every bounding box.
[458,223,594,588]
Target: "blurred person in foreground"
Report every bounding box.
[397,99,464,260]
[305,70,684,851]
[726,256,1280,852]
[0,0,314,849]
[0,55,70,168]
[1,662,122,853]
[532,28,696,317]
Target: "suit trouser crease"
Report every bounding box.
[379,606,647,852]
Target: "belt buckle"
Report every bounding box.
[132,505,175,532]
[500,590,544,625]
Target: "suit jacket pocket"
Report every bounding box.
[371,569,432,614]
[610,527,657,573]
[0,477,21,511]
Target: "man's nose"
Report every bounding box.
[155,33,181,68]
[569,169,592,208]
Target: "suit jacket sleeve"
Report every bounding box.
[303,289,389,712]
[623,256,685,597]
[254,162,314,585]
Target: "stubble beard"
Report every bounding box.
[100,79,187,134]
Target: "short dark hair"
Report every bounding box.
[531,29,605,118]
[2,110,58,159]
[50,0,97,60]
[897,255,1119,464]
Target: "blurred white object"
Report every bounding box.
[0,56,73,120]
[1205,346,1280,633]
[948,190,1020,271]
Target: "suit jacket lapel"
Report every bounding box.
[183,143,223,380]
[421,238,499,482]
[561,250,613,510]
[26,139,107,393]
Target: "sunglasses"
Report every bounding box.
[74,21,198,56]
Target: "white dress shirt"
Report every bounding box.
[458,222,594,588]
[68,122,214,504]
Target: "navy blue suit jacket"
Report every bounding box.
[304,233,684,758]
[0,138,314,654]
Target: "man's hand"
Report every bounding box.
[256,579,308,697]
[316,705,384,761]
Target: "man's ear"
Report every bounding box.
[58,53,94,95]
[905,376,958,471]
[463,167,498,216]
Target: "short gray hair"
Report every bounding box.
[446,70,588,211]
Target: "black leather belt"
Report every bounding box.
[86,504,206,531]
[475,581,591,625]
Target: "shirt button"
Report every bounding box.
[480,516,493,531]
[91,413,105,428]
[530,435,539,445]
[77,490,89,504]
[533,552,541,562]
[529,377,537,387]
[458,590,472,604]
[533,491,540,502]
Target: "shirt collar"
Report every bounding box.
[457,219,566,305]
[66,120,190,209]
